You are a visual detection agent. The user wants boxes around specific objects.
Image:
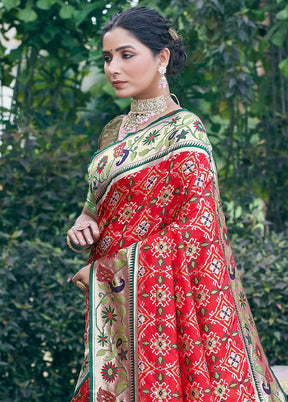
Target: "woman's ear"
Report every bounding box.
[158,47,170,67]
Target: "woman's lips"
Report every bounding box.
[112,80,127,88]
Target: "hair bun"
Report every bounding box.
[167,36,187,75]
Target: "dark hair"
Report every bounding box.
[101,7,187,75]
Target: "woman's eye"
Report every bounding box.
[103,56,112,63]
[122,53,133,59]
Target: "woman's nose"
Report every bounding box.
[108,57,120,75]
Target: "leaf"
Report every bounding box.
[271,24,288,47]
[36,0,57,10]
[96,349,107,357]
[3,0,20,10]
[59,5,75,19]
[115,381,128,392]
[276,5,288,20]
[18,8,38,22]
[139,149,150,157]
[279,58,288,77]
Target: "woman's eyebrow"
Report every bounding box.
[102,45,136,54]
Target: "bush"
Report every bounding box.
[231,217,288,365]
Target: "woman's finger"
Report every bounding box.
[72,264,91,288]
[89,221,100,242]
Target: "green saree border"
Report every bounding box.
[94,141,211,206]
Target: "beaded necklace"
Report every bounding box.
[118,95,171,140]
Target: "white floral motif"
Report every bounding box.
[228,352,241,368]
[182,161,195,175]
[138,360,145,373]
[200,211,213,227]
[136,220,150,237]
[109,190,119,206]
[145,174,158,190]
[151,333,170,355]
[138,313,145,326]
[138,265,145,278]
[151,236,174,258]
[220,306,231,321]
[195,172,205,187]
[153,385,168,400]
[210,258,221,274]
[214,382,227,397]
[119,202,137,223]
[151,382,171,401]
[150,284,170,306]
[185,239,200,261]
[157,185,174,206]
[100,236,111,250]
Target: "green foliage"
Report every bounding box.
[231,217,288,364]
[0,0,287,400]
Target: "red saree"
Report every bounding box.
[71,109,286,401]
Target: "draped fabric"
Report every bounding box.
[71,110,286,402]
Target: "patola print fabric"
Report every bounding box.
[72,110,286,402]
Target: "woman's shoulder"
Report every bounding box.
[173,109,211,147]
[98,115,125,149]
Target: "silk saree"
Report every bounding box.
[72,109,286,402]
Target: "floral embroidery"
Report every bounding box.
[97,387,116,402]
[118,348,128,361]
[220,306,232,321]
[201,211,213,227]
[119,203,136,223]
[228,352,241,368]
[96,155,108,174]
[157,185,174,205]
[213,382,227,397]
[193,120,206,133]
[152,383,170,402]
[143,129,160,145]
[151,334,170,355]
[113,142,126,158]
[136,220,150,236]
[185,239,200,260]
[101,362,119,383]
[204,335,217,351]
[101,305,117,325]
[97,331,108,347]
[96,265,114,282]
[239,291,246,308]
[176,129,188,141]
[188,386,200,400]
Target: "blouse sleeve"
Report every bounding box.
[83,115,125,214]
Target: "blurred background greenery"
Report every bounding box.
[0,0,287,400]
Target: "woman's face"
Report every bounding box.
[102,27,162,99]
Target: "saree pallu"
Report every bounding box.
[72,110,286,402]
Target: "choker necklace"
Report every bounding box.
[118,95,171,139]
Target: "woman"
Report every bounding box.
[67,7,286,402]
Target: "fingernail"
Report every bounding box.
[88,239,93,245]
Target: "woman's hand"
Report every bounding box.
[67,209,100,248]
[72,264,91,291]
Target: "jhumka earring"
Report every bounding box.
[158,65,168,88]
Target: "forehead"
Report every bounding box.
[102,27,145,51]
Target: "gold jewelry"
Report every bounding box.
[66,235,91,253]
[168,27,179,41]
[75,280,88,292]
[119,95,170,137]
[158,65,168,88]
